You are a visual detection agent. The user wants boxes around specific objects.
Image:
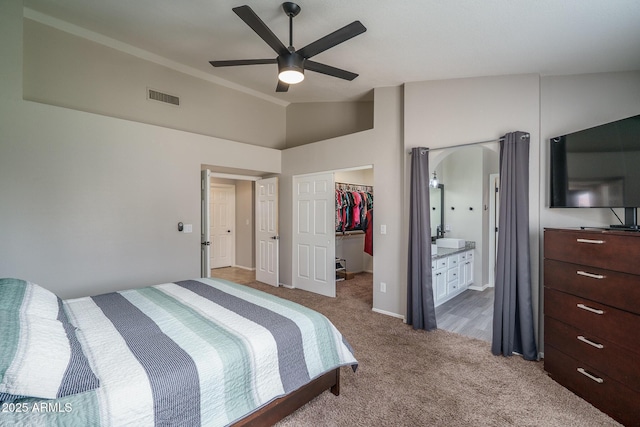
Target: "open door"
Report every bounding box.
[256,177,279,286]
[201,169,211,278]
[293,173,335,297]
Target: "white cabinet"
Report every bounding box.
[459,251,474,288]
[432,258,447,302]
[433,250,474,307]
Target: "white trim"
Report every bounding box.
[488,173,500,288]
[280,283,294,289]
[468,283,493,291]
[23,7,289,107]
[232,265,255,271]
[210,172,261,182]
[372,308,405,321]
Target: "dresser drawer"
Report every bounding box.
[544,345,640,426]
[545,259,640,315]
[544,229,640,275]
[545,316,640,393]
[545,288,640,355]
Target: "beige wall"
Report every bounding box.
[235,180,255,269]
[539,71,640,229]
[404,72,640,352]
[0,4,279,298]
[23,18,287,149]
[404,74,542,341]
[285,101,374,147]
[281,87,404,317]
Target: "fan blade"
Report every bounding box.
[276,80,289,92]
[210,59,276,67]
[297,21,366,59]
[233,5,288,56]
[305,60,358,81]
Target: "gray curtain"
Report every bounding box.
[491,131,538,360]
[407,147,437,331]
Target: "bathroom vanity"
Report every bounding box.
[431,241,475,307]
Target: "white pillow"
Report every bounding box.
[0,278,100,401]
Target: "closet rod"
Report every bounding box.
[408,133,529,154]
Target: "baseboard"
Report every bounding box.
[468,283,493,291]
[232,265,256,271]
[280,283,295,289]
[372,307,405,321]
[363,269,373,274]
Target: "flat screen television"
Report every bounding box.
[549,114,640,228]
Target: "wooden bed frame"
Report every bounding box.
[234,368,340,426]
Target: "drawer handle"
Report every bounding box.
[576,238,604,244]
[577,368,604,384]
[576,271,604,280]
[577,303,604,315]
[577,335,604,349]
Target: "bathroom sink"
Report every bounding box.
[436,238,466,248]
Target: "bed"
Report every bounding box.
[0,277,357,426]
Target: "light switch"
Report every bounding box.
[184,224,193,233]
[380,224,387,234]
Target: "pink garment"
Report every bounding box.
[351,191,362,229]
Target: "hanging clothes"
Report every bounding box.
[364,209,373,255]
[334,184,373,233]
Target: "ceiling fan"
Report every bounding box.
[209,2,367,92]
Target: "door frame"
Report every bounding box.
[201,170,261,278]
[291,165,374,298]
[488,173,499,288]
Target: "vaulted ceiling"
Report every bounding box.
[24,0,640,104]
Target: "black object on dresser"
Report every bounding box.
[544,228,640,426]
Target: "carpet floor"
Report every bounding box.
[240,272,621,427]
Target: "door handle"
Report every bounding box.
[227,230,231,233]
[201,241,211,246]
[271,235,280,240]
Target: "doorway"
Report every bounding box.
[430,145,499,342]
[292,166,374,303]
[201,169,263,282]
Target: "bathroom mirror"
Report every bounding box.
[429,184,444,239]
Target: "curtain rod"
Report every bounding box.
[408,133,529,154]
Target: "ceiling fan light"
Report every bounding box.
[279,69,305,84]
[277,54,305,84]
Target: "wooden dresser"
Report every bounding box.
[544,228,640,426]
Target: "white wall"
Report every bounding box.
[0,3,280,299]
[281,87,403,317]
[438,146,488,288]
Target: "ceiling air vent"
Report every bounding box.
[147,88,180,106]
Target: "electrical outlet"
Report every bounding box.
[445,224,451,231]
[380,282,387,293]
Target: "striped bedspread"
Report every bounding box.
[1,278,357,426]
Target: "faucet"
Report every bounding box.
[437,225,446,239]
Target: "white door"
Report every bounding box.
[256,177,279,286]
[201,169,211,277]
[210,185,235,269]
[293,173,335,297]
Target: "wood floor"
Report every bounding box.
[210,266,256,284]
[210,267,493,342]
[435,287,494,342]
